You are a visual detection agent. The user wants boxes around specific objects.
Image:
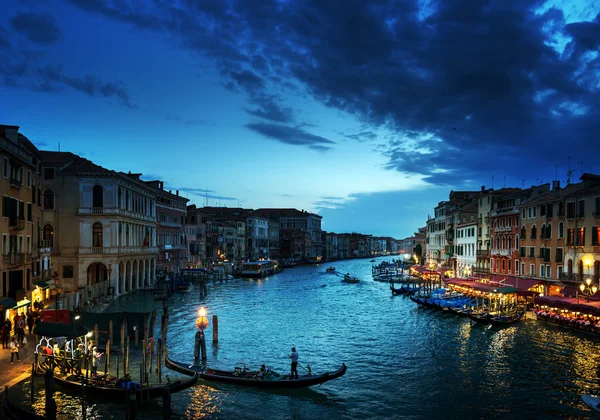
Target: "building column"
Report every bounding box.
[128,260,133,292]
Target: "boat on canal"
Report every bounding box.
[582,394,600,415]
[343,274,360,283]
[326,267,336,273]
[165,353,347,389]
[241,260,277,278]
[468,311,525,326]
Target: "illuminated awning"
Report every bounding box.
[14,299,31,309]
[0,298,17,309]
[35,280,50,289]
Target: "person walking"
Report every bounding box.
[16,316,25,345]
[288,347,299,380]
[27,314,34,334]
[9,337,20,363]
[1,323,9,349]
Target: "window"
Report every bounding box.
[558,202,565,216]
[515,260,520,274]
[541,205,546,217]
[27,170,31,188]
[2,234,6,255]
[559,222,564,238]
[593,227,600,246]
[27,203,32,222]
[520,247,525,257]
[522,209,526,219]
[93,223,103,247]
[516,235,519,249]
[541,265,545,277]
[567,202,575,218]
[596,197,600,215]
[32,185,36,205]
[546,265,551,278]
[576,227,585,246]
[3,158,7,178]
[556,248,564,263]
[546,223,552,239]
[531,225,537,239]
[43,167,55,180]
[567,228,574,245]
[558,266,563,278]
[508,260,512,271]
[521,226,526,240]
[93,185,104,208]
[530,264,535,275]
[43,224,54,246]
[63,266,73,278]
[529,247,535,258]
[19,201,24,220]
[521,263,525,274]
[578,200,585,218]
[43,189,55,209]
[541,224,546,239]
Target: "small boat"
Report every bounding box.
[165,354,347,389]
[326,267,336,273]
[582,394,600,415]
[343,274,359,283]
[176,282,192,292]
[2,386,45,420]
[370,259,376,262]
[468,312,524,326]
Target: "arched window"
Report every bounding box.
[93,185,103,208]
[501,236,505,249]
[559,222,564,238]
[546,223,552,239]
[541,224,546,239]
[118,187,122,208]
[521,226,526,240]
[531,225,537,239]
[508,236,512,250]
[515,235,519,249]
[491,236,494,249]
[125,190,129,210]
[496,236,500,249]
[43,189,55,210]
[43,224,54,246]
[93,222,103,247]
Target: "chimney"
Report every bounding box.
[176,190,179,196]
[552,180,561,190]
[169,190,172,194]
[481,186,485,191]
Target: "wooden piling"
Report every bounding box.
[212,315,218,343]
[109,320,113,347]
[163,386,172,420]
[107,341,111,378]
[149,309,157,338]
[30,362,35,405]
[121,323,126,356]
[94,324,99,347]
[135,326,139,350]
[126,336,130,375]
[45,367,57,420]
[150,339,154,372]
[157,340,162,383]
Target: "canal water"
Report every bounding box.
[14,257,600,419]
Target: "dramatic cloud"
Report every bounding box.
[245,122,335,150]
[34,0,600,186]
[10,12,62,45]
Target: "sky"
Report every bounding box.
[1,0,599,238]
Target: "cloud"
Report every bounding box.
[62,0,600,186]
[10,12,62,45]
[246,95,294,123]
[246,122,335,150]
[36,65,134,107]
[345,131,378,142]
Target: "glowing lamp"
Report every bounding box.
[594,286,598,294]
[86,332,93,338]
[580,284,585,292]
[196,306,209,331]
[198,307,207,317]
[586,278,592,286]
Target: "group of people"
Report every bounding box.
[1,308,39,364]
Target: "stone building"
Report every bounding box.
[144,181,188,274]
[0,125,42,312]
[39,152,158,301]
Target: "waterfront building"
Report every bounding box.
[349,233,371,257]
[373,237,387,255]
[246,215,269,259]
[267,219,280,260]
[561,174,600,285]
[0,125,42,312]
[426,201,447,266]
[185,205,206,267]
[454,201,478,277]
[254,208,323,259]
[337,234,350,259]
[144,181,188,275]
[39,151,158,302]
[489,184,550,280]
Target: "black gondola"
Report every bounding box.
[2,386,45,420]
[165,353,346,389]
[468,312,524,326]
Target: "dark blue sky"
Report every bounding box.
[1,0,599,238]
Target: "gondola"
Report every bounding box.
[50,367,198,399]
[2,386,46,420]
[468,312,524,326]
[326,267,336,273]
[343,274,359,283]
[582,394,600,415]
[390,285,405,296]
[165,353,347,389]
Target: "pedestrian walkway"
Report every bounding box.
[0,332,37,390]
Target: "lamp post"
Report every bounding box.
[578,278,597,303]
[194,306,208,363]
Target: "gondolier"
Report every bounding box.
[288,347,299,379]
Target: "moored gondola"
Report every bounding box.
[468,312,524,326]
[165,353,346,389]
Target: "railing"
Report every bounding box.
[9,175,21,187]
[490,249,511,256]
[493,226,512,233]
[2,253,25,266]
[0,136,34,164]
[476,250,489,257]
[160,221,182,228]
[491,206,518,217]
[78,207,155,222]
[9,219,25,230]
[78,246,159,255]
[40,240,53,248]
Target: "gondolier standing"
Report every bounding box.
[288,347,299,379]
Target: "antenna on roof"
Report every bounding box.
[58,142,60,152]
[491,175,494,189]
[521,179,525,189]
[567,156,573,185]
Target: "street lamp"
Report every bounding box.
[465,267,471,278]
[195,306,209,363]
[579,278,597,302]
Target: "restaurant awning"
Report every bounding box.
[498,277,541,291]
[494,287,518,294]
[35,280,50,289]
[14,299,31,310]
[33,322,89,339]
[0,298,17,309]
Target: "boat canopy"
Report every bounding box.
[33,322,89,338]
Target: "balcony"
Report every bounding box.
[490,249,511,256]
[493,226,512,233]
[476,250,489,257]
[3,253,25,267]
[9,219,25,231]
[491,206,518,217]
[9,175,21,188]
[78,207,155,222]
[160,220,182,228]
[78,246,159,255]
